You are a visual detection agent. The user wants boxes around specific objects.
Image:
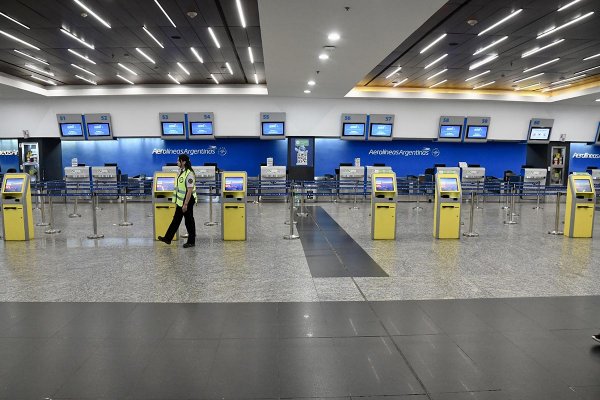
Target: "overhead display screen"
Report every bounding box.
[60,123,84,137]
[439,125,462,139]
[439,177,459,192]
[155,177,175,192]
[343,123,366,137]
[370,123,393,137]
[262,122,285,136]
[529,127,551,140]
[161,122,185,135]
[466,125,488,139]
[190,122,213,136]
[574,179,593,193]
[374,176,394,191]
[87,123,111,137]
[3,178,24,193]
[224,176,244,191]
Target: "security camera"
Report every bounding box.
[467,19,478,26]
[187,11,198,18]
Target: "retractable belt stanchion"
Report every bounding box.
[297,181,309,217]
[87,193,104,239]
[283,183,300,240]
[502,182,510,210]
[34,188,40,210]
[476,181,483,209]
[284,182,296,226]
[44,194,61,234]
[68,182,81,218]
[463,192,479,237]
[349,181,359,210]
[511,184,520,217]
[36,186,49,227]
[548,192,564,235]
[533,181,543,210]
[119,183,133,226]
[504,187,518,225]
[413,180,423,210]
[205,185,218,226]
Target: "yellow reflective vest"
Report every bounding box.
[174,169,197,207]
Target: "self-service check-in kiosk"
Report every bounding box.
[2,173,34,240]
[91,166,118,199]
[221,172,247,240]
[371,172,397,239]
[434,173,462,239]
[152,172,177,241]
[193,165,217,203]
[339,166,365,201]
[260,166,286,202]
[564,173,595,238]
[65,166,91,198]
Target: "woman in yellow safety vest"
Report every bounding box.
[158,154,198,248]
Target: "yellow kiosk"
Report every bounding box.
[433,172,462,239]
[371,172,397,239]
[152,171,178,241]
[2,173,34,240]
[221,171,247,241]
[564,172,595,238]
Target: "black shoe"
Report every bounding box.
[592,334,600,344]
[158,236,171,244]
[183,243,195,248]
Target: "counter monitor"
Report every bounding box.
[439,177,459,192]
[369,123,393,138]
[374,176,394,192]
[224,176,244,191]
[161,122,185,136]
[466,125,488,139]
[439,125,462,139]
[60,123,84,137]
[87,123,111,137]
[343,123,366,137]
[262,122,285,136]
[190,122,213,136]
[3,178,24,193]
[155,177,175,192]
[528,127,551,141]
[574,179,593,193]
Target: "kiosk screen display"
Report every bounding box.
[60,123,84,137]
[161,122,185,135]
[262,122,285,136]
[439,125,462,139]
[190,122,213,136]
[224,176,244,191]
[370,123,393,137]
[439,178,459,192]
[155,177,175,192]
[87,123,111,137]
[343,123,366,137]
[466,125,488,139]
[374,176,394,191]
[4,178,23,193]
[529,127,551,140]
[574,179,593,193]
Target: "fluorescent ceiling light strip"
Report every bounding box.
[210,73,219,84]
[542,83,571,91]
[254,73,258,84]
[584,53,600,61]
[473,80,496,89]
[208,27,220,48]
[522,38,565,58]
[191,47,204,63]
[225,62,233,75]
[558,0,582,12]
[469,54,498,70]
[575,65,600,74]
[167,73,180,84]
[425,53,447,69]
[68,49,95,64]
[153,0,176,27]
[429,79,447,88]
[116,74,134,84]
[393,78,408,87]
[515,82,540,90]
[550,74,586,84]
[596,98,600,101]
[465,70,491,81]
[426,69,447,80]
[143,26,164,48]
[60,28,94,49]
[14,50,48,65]
[0,29,40,50]
[75,74,96,85]
[0,11,30,29]
[73,0,111,28]
[385,66,401,79]
[71,63,95,76]
[537,12,594,39]
[523,58,559,72]
[419,33,446,54]
[177,62,190,75]
[117,63,137,75]
[248,47,254,63]
[473,36,508,55]
[135,48,155,64]
[30,75,56,85]
[514,72,544,83]
[236,0,246,28]
[25,63,53,76]
[478,9,523,36]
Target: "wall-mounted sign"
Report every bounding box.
[57,114,85,141]
[188,112,214,140]
[438,116,465,142]
[368,114,394,142]
[527,118,554,144]
[85,113,113,141]
[341,113,367,141]
[260,112,286,140]
[159,112,186,140]
[464,116,490,143]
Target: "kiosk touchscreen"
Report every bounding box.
[434,173,462,239]
[564,173,595,238]
[371,172,397,240]
[221,172,247,240]
[2,173,34,240]
[152,172,178,241]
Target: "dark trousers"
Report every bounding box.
[164,197,196,244]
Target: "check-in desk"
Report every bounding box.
[371,172,397,240]
[433,173,462,239]
[221,172,247,241]
[2,173,34,240]
[339,166,365,201]
[260,166,286,202]
[161,166,180,174]
[64,166,91,200]
[588,169,600,190]
[564,173,595,238]
[193,166,217,203]
[91,166,118,200]
[152,172,177,241]
[461,167,485,186]
[522,168,547,197]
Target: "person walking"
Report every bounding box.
[158,154,197,248]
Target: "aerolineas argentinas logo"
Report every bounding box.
[0,150,18,156]
[572,153,600,159]
[152,146,218,156]
[368,147,440,157]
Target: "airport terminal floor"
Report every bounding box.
[1,199,600,399]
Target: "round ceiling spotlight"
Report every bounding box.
[304,89,311,93]
[467,19,478,26]
[328,32,340,41]
[307,80,316,86]
[318,53,329,60]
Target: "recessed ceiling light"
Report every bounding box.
[385,66,401,79]
[210,73,219,84]
[14,50,48,65]
[574,65,600,74]
[208,27,221,48]
[429,79,447,88]
[523,58,560,73]
[225,62,233,75]
[542,83,571,92]
[307,80,316,86]
[167,73,180,84]
[583,53,600,61]
[515,82,540,91]
[318,53,329,60]
[304,89,311,94]
[68,49,96,64]
[30,75,56,85]
[473,80,496,89]
[537,12,594,39]
[254,73,259,84]
[116,74,134,85]
[550,74,586,85]
[75,74,97,85]
[425,53,448,69]
[420,33,446,54]
[465,70,491,81]
[514,73,544,83]
[25,64,54,76]
[153,0,176,28]
[522,38,565,58]
[393,78,408,87]
[596,98,600,101]
[0,29,40,50]
[473,36,508,56]
[143,26,164,48]
[190,47,203,63]
[558,0,583,12]
[328,32,340,41]
[236,0,246,28]
[469,54,498,70]
[71,63,95,76]
[117,63,138,75]
[426,69,448,80]
[177,62,190,75]
[135,48,156,64]
[478,9,523,36]
[60,28,94,49]
[248,47,254,64]
[0,11,30,29]
[73,0,111,28]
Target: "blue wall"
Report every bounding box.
[570,143,600,172]
[0,139,20,173]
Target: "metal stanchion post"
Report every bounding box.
[349,180,359,210]
[87,194,105,239]
[533,181,543,210]
[413,179,423,210]
[94,183,103,211]
[463,192,479,237]
[284,183,297,225]
[510,184,520,217]
[119,185,133,226]
[548,192,563,235]
[69,183,81,218]
[36,189,49,227]
[297,182,309,217]
[502,182,510,210]
[504,187,518,225]
[476,181,483,209]
[283,184,300,240]
[34,188,40,210]
[44,194,61,234]
[205,186,219,226]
